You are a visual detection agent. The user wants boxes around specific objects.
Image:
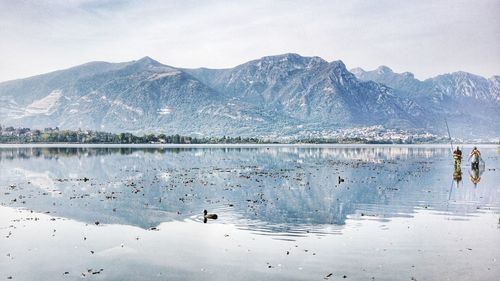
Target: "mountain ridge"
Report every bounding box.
[1,54,498,138]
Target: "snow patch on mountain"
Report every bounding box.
[24,90,62,116]
[112,100,144,115]
[148,71,181,81]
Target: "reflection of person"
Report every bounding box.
[469,167,481,187]
[453,168,462,188]
[453,146,462,167]
[469,147,481,169]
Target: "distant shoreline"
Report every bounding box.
[0,143,497,148]
[1,127,497,146]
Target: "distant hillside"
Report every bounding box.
[351,66,499,138]
[0,54,498,138]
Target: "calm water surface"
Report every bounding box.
[0,145,499,280]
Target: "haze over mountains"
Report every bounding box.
[0,54,498,138]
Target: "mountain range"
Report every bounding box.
[0,54,498,138]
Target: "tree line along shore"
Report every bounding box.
[0,129,393,144]
[0,126,496,145]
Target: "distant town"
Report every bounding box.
[1,125,495,144]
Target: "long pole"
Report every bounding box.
[445,118,453,153]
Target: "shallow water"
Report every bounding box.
[0,145,499,280]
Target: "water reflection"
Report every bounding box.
[0,146,454,161]
[0,146,195,160]
[453,167,463,188]
[0,146,499,236]
[469,166,484,187]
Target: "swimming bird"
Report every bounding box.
[204,210,218,220]
[338,176,345,184]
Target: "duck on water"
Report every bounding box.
[203,210,218,223]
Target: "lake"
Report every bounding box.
[0,145,499,280]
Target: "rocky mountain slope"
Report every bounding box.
[351,66,499,138]
[0,54,497,138]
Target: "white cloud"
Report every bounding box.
[0,0,498,82]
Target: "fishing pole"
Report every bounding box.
[444,118,453,154]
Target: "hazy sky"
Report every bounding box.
[0,0,499,82]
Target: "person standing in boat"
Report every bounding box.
[453,146,462,168]
[469,147,481,169]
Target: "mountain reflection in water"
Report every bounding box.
[1,146,499,236]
